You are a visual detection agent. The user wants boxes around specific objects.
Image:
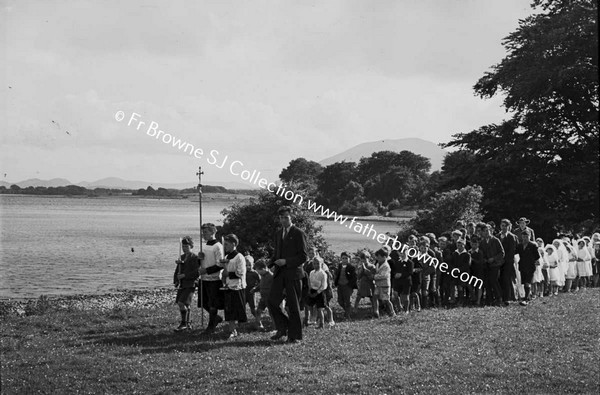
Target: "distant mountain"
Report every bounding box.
[1,177,255,190]
[319,138,447,171]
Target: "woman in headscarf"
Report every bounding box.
[576,239,592,290]
[544,244,560,296]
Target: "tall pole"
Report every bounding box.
[197,166,204,328]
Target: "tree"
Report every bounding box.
[280,158,322,185]
[279,158,323,199]
[316,161,360,208]
[220,182,328,258]
[444,0,599,239]
[357,151,431,207]
[409,185,485,236]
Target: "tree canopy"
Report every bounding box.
[279,158,323,185]
[444,0,598,238]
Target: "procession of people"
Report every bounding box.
[172,207,600,342]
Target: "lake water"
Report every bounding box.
[0,195,400,299]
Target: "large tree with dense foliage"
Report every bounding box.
[316,161,359,208]
[357,150,431,207]
[444,0,599,238]
[220,184,327,258]
[279,158,322,184]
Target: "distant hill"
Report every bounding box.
[319,138,447,171]
[1,177,254,190]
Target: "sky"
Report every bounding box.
[1,0,535,186]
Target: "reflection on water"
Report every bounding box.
[0,195,399,299]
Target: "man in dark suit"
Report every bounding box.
[267,206,308,343]
[499,219,519,305]
[477,222,505,306]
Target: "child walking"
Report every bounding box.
[373,248,396,318]
[245,255,260,319]
[354,251,376,314]
[576,239,592,290]
[469,236,485,306]
[221,234,247,340]
[545,244,560,296]
[173,236,200,331]
[307,257,329,329]
[252,259,274,331]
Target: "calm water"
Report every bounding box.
[0,195,399,299]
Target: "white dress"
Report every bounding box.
[547,255,561,284]
[556,246,568,287]
[576,246,592,277]
[532,248,545,283]
[565,250,578,280]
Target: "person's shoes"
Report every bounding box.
[270,331,287,340]
[286,338,301,344]
[215,315,223,326]
[227,330,238,340]
[316,323,324,329]
[328,321,335,327]
[174,322,189,332]
[503,301,510,307]
[302,318,309,327]
[519,301,528,306]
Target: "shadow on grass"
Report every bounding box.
[79,324,289,354]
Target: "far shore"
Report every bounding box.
[1,193,417,219]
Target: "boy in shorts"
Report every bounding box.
[173,236,200,331]
[307,257,328,328]
[253,259,273,331]
[373,248,396,318]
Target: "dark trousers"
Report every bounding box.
[245,289,256,316]
[500,264,516,302]
[268,276,303,341]
[337,284,353,311]
[484,267,502,304]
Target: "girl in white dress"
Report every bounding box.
[563,243,578,293]
[552,239,567,290]
[576,239,592,290]
[533,238,546,297]
[545,245,560,296]
[582,236,594,284]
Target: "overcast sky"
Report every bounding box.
[1,0,535,185]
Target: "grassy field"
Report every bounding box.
[1,289,599,394]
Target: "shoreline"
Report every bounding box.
[0,287,176,317]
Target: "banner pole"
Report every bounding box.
[196,166,204,328]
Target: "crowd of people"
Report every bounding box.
[171,208,600,343]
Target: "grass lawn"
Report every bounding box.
[2,289,599,394]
